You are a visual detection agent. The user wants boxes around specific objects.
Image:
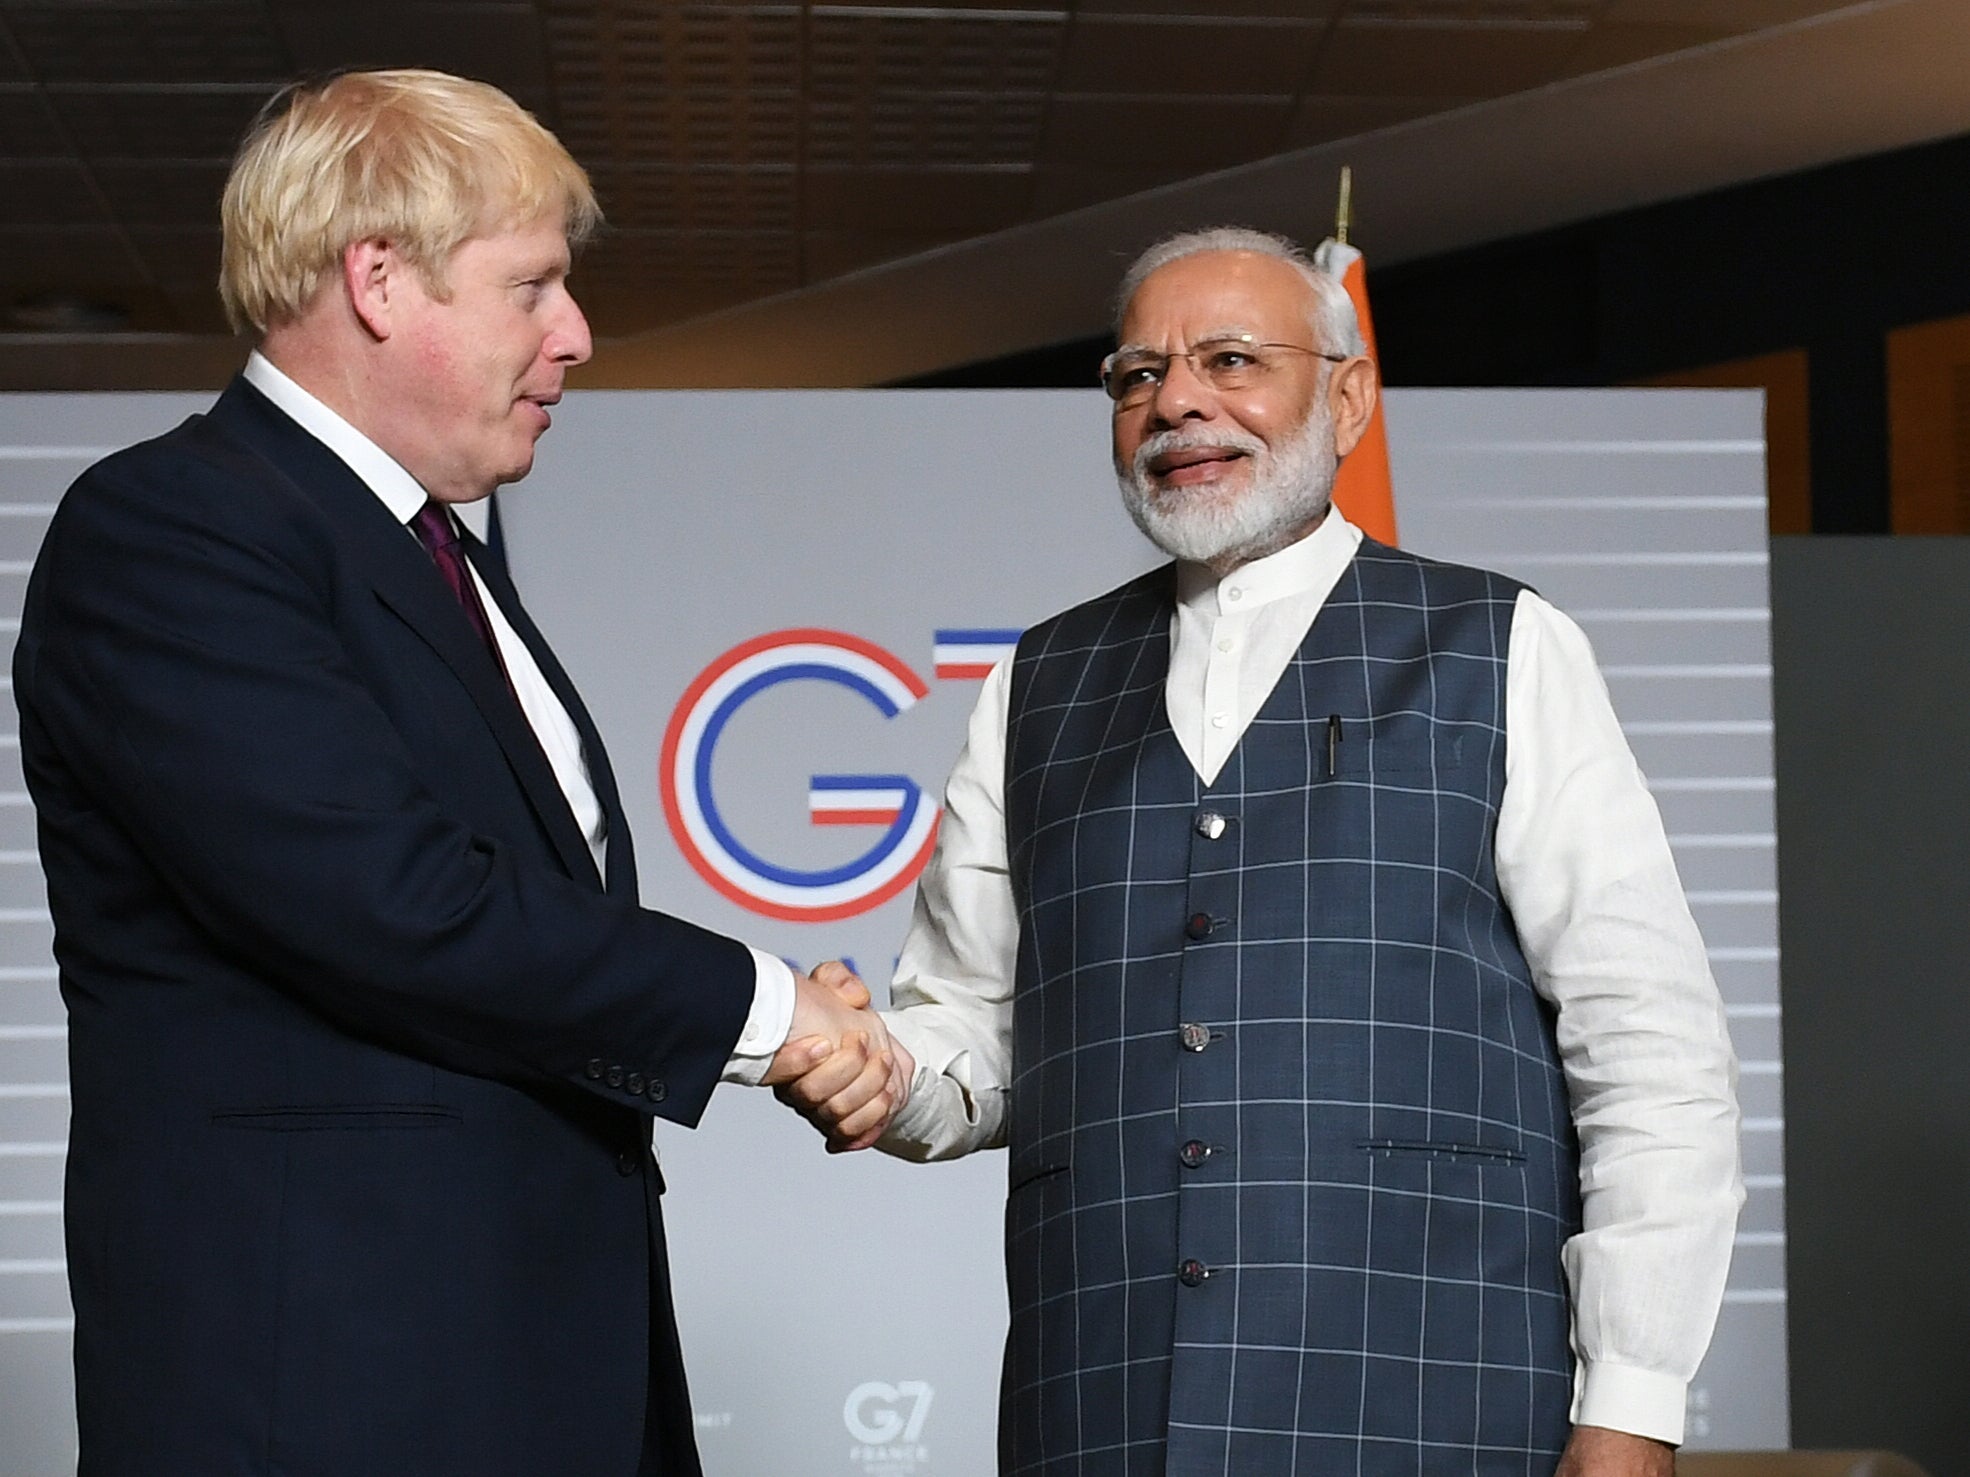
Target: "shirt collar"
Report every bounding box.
[1175,506,1364,614]
[243,350,431,526]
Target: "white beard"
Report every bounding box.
[1116,407,1338,570]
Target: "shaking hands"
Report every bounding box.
[763,960,915,1153]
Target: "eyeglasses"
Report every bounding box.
[1098,334,1349,406]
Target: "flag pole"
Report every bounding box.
[1314,165,1398,546]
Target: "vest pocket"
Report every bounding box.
[1004,1161,1073,1325]
[1008,1160,1070,1196]
[1357,1137,1525,1166]
[1342,1137,1556,1319]
[1329,734,1466,778]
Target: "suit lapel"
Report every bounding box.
[464,531,638,898]
[205,378,602,891]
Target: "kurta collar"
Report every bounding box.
[1174,505,1365,616]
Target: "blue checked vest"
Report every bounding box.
[999,540,1581,1476]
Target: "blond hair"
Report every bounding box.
[220,69,601,335]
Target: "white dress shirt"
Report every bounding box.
[879,508,1742,1446]
[241,354,793,1075]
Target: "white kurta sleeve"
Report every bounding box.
[877,655,1019,1161]
[1495,589,1744,1445]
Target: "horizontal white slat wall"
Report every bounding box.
[0,397,205,1474]
[0,388,1788,1468]
[1390,389,1785,1447]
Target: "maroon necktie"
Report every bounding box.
[410,499,512,689]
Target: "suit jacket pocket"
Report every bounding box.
[211,1104,462,1132]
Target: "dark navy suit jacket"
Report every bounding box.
[14,378,752,1476]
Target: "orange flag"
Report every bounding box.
[1312,238,1397,547]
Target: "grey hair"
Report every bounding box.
[1113,226,1366,358]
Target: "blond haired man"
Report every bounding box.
[16,69,899,1477]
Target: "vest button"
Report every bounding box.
[1178,1022,1212,1053]
[1178,1258,1211,1287]
[1195,812,1227,840]
[1183,912,1214,941]
[1179,1139,1212,1169]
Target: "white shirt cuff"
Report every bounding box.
[1571,1359,1687,1446]
[719,948,796,1086]
[879,1061,992,1161]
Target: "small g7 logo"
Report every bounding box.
[843,1380,935,1444]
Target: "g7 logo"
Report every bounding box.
[660,628,1016,922]
[842,1380,935,1445]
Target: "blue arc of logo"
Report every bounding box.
[694,662,925,888]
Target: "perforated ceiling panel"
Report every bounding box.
[0,0,1873,338]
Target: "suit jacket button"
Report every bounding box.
[1179,1139,1212,1169]
[1183,912,1214,941]
[605,1065,625,1088]
[626,1072,646,1096]
[1178,1259,1211,1287]
[616,1149,639,1176]
[584,1059,605,1080]
[1178,1022,1211,1053]
[646,1079,668,1103]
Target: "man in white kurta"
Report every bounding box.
[785,228,1740,1477]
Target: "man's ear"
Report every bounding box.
[343,237,397,341]
[1328,355,1381,460]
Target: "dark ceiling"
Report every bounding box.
[0,0,1865,341]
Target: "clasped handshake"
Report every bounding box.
[761,962,914,1152]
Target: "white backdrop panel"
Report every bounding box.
[0,387,1785,1475]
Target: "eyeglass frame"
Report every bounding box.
[1098,333,1352,405]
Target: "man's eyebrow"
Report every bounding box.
[1113,325,1261,354]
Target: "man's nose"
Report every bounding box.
[1146,351,1213,424]
[549,291,593,367]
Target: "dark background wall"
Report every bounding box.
[1771,538,1970,1477]
[905,129,1970,539]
